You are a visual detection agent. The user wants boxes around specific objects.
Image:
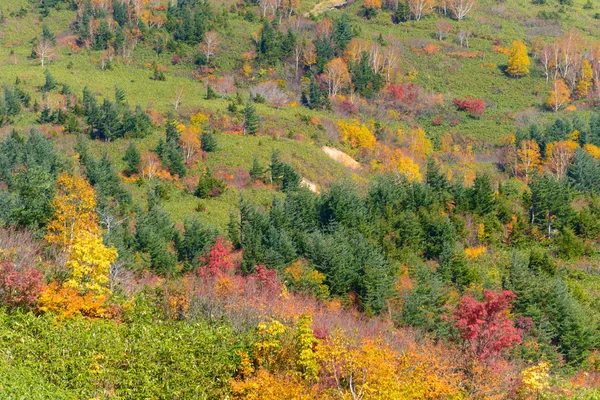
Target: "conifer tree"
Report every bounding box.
[42,69,57,92]
[123,141,141,176]
[244,101,259,135]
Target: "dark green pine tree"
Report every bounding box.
[350,52,383,98]
[205,84,217,100]
[42,69,57,92]
[568,148,600,192]
[165,112,180,144]
[123,141,141,176]
[308,75,323,110]
[425,156,448,192]
[41,25,56,45]
[257,21,281,64]
[249,156,265,183]
[244,101,259,135]
[228,209,241,249]
[333,13,354,53]
[201,131,217,152]
[471,172,495,215]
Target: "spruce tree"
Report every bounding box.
[308,75,322,109]
[123,141,141,176]
[42,69,57,92]
[249,156,265,183]
[244,101,259,135]
[205,84,217,100]
[201,131,217,152]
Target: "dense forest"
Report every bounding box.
[1,0,600,398]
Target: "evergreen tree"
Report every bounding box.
[308,75,323,110]
[249,156,265,183]
[257,21,281,64]
[201,131,217,152]
[244,101,259,135]
[123,141,141,176]
[333,13,354,53]
[471,172,495,215]
[350,52,384,98]
[568,148,600,192]
[228,209,241,249]
[425,156,448,192]
[195,169,226,198]
[42,24,56,44]
[42,69,57,92]
[205,84,217,100]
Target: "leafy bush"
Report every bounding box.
[453,97,486,118]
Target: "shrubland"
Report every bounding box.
[1,0,600,397]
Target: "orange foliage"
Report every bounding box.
[423,43,441,55]
[38,282,107,320]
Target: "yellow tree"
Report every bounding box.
[546,79,571,112]
[46,173,117,296]
[408,128,433,159]
[545,140,578,179]
[394,153,422,182]
[46,173,100,248]
[338,120,377,150]
[516,139,541,183]
[507,40,530,77]
[323,58,351,97]
[576,59,593,98]
[64,230,117,295]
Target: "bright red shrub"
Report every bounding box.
[199,236,234,277]
[0,260,44,310]
[453,290,522,361]
[251,264,282,295]
[452,97,485,118]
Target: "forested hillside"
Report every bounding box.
[1,0,600,398]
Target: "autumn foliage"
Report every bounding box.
[0,260,43,311]
[453,97,485,118]
[453,290,522,361]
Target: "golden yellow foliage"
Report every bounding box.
[519,361,550,397]
[576,60,593,98]
[38,282,107,320]
[317,333,461,399]
[516,139,541,184]
[45,173,117,297]
[507,40,530,77]
[230,369,316,400]
[584,143,600,159]
[364,0,382,9]
[46,173,99,248]
[395,154,422,182]
[190,112,210,127]
[64,230,117,296]
[465,246,487,260]
[337,119,376,150]
[546,79,571,112]
[408,128,433,158]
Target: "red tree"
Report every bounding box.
[0,260,43,310]
[453,290,522,361]
[198,237,234,277]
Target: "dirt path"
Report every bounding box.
[321,146,361,170]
